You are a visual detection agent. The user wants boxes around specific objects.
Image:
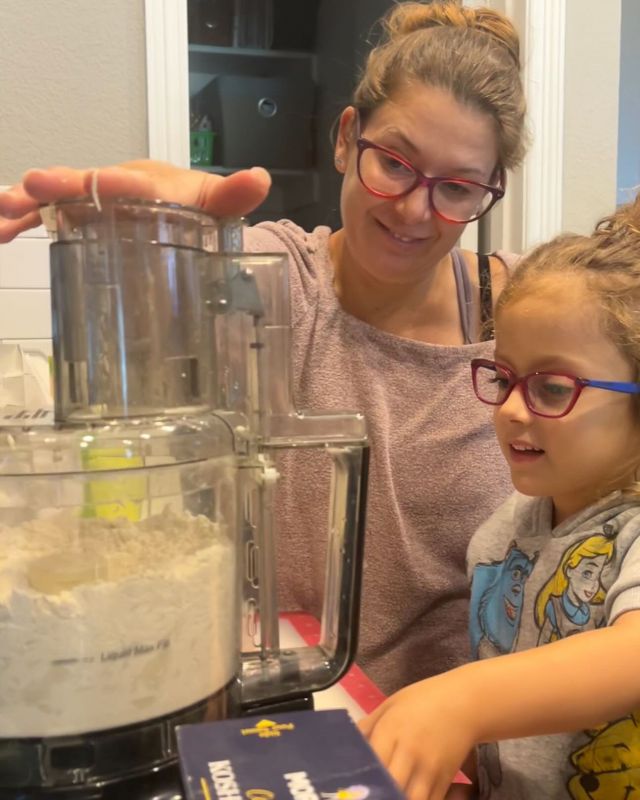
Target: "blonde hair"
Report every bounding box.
[497,194,640,498]
[353,1,527,170]
[534,535,615,634]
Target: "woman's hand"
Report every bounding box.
[0,160,271,243]
[359,671,478,800]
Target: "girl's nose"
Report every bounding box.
[496,384,533,423]
[392,186,433,224]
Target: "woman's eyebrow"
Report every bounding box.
[374,129,489,179]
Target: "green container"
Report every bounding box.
[190,131,216,167]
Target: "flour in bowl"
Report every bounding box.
[0,507,237,737]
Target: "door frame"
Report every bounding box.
[464,0,566,254]
[144,0,191,167]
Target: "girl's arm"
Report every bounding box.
[359,609,640,800]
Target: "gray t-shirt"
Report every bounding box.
[467,491,640,799]
[246,220,512,693]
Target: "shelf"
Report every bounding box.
[189,44,314,60]
[191,165,320,219]
[199,166,314,178]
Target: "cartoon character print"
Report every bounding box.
[535,531,615,645]
[322,788,370,800]
[469,542,538,659]
[568,711,640,799]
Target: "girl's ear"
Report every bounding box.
[334,107,358,174]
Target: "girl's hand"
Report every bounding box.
[0,160,271,242]
[444,785,476,800]
[359,671,478,800]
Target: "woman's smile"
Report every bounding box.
[374,217,430,247]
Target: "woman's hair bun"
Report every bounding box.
[383,1,521,70]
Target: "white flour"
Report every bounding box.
[0,507,237,737]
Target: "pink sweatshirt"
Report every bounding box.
[246,220,512,694]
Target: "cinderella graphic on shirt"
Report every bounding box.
[534,532,615,644]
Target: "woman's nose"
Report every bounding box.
[392,185,433,224]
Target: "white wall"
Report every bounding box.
[561,0,621,235]
[0,0,149,354]
[0,223,51,358]
[478,0,622,253]
[617,0,640,206]
[0,0,149,185]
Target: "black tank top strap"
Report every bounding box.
[450,248,474,345]
[478,253,494,341]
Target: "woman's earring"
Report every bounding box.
[335,157,344,169]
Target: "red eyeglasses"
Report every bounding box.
[471,358,640,419]
[356,138,505,224]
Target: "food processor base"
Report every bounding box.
[0,693,314,799]
[1,762,184,800]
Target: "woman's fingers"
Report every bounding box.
[22,166,97,203]
[113,160,272,217]
[21,165,160,205]
[195,166,272,217]
[0,166,159,242]
[24,162,273,218]
[0,181,43,219]
[0,210,43,243]
[0,161,273,244]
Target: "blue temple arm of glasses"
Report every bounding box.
[581,379,640,394]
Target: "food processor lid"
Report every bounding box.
[48,198,249,423]
[0,414,236,475]
[48,196,217,245]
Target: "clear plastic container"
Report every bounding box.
[0,198,370,793]
[49,200,217,421]
[0,416,239,740]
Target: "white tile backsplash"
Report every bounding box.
[21,224,49,239]
[0,190,53,353]
[0,237,50,288]
[0,289,52,339]
[2,339,53,358]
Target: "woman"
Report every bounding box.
[0,2,527,695]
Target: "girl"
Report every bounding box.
[360,196,640,800]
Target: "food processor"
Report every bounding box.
[0,199,369,799]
